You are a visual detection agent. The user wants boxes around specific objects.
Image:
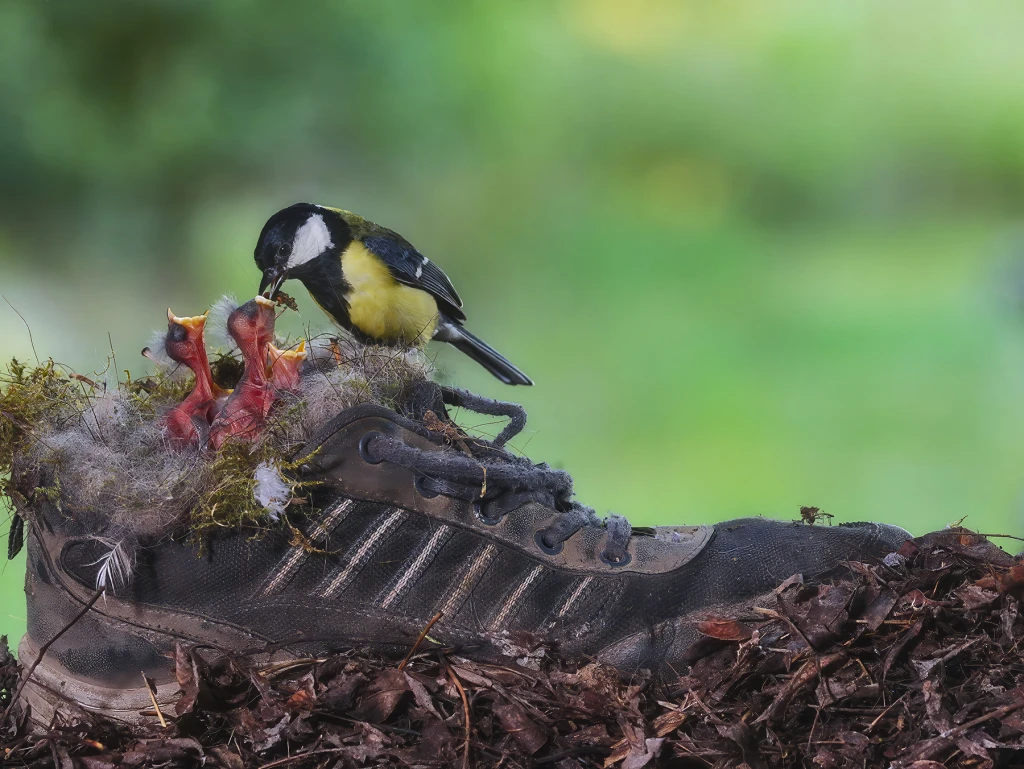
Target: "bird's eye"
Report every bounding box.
[277,244,290,258]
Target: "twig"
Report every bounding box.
[108,332,120,388]
[807,705,821,753]
[259,658,326,678]
[866,694,905,734]
[973,532,1024,543]
[2,588,104,724]
[316,711,422,737]
[941,697,1024,739]
[2,295,39,365]
[260,747,350,768]
[446,661,473,769]
[398,611,443,671]
[142,672,167,728]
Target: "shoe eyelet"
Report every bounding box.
[534,529,564,556]
[474,502,501,526]
[414,475,439,499]
[358,432,384,465]
[599,549,632,568]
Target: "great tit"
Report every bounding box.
[254,203,533,386]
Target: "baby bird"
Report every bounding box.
[267,340,307,392]
[162,310,222,447]
[210,297,278,449]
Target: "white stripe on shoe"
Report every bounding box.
[256,498,355,598]
[319,508,406,598]
[555,576,594,618]
[490,565,544,630]
[439,544,497,620]
[380,525,452,609]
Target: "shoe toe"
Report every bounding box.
[595,517,910,673]
[704,517,910,592]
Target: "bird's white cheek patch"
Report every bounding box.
[287,214,334,268]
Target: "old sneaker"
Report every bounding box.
[17,391,908,725]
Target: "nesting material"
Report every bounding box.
[204,294,241,354]
[36,390,209,542]
[253,461,292,521]
[0,296,432,566]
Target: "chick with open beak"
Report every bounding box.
[162,310,224,447]
[267,340,307,392]
[209,296,278,449]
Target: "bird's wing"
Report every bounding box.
[361,229,466,322]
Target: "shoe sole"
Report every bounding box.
[15,591,777,727]
[17,635,180,728]
[594,589,779,670]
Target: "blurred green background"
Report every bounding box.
[4,1,1024,647]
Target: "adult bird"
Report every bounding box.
[254,203,533,386]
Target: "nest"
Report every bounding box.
[0,334,431,559]
[2,529,1024,768]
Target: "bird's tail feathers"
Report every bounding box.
[435,321,533,386]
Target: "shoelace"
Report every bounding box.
[362,386,633,565]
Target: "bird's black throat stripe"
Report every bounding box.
[291,255,352,330]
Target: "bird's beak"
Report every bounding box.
[168,309,208,332]
[268,339,308,363]
[260,268,288,299]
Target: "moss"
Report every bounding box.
[0,359,87,509]
[0,358,202,519]
[0,355,300,539]
[128,370,195,411]
[188,440,312,543]
[187,439,275,538]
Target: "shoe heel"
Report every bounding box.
[16,635,179,728]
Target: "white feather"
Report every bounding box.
[254,461,292,521]
[287,214,334,269]
[86,537,134,591]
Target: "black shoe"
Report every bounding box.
[18,399,909,724]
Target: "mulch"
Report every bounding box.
[3,528,1024,768]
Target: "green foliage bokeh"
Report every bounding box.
[3,0,1024,647]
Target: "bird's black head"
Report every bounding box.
[164,310,207,367]
[255,203,348,297]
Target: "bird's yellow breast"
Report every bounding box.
[340,241,438,345]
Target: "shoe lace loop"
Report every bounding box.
[361,389,634,565]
